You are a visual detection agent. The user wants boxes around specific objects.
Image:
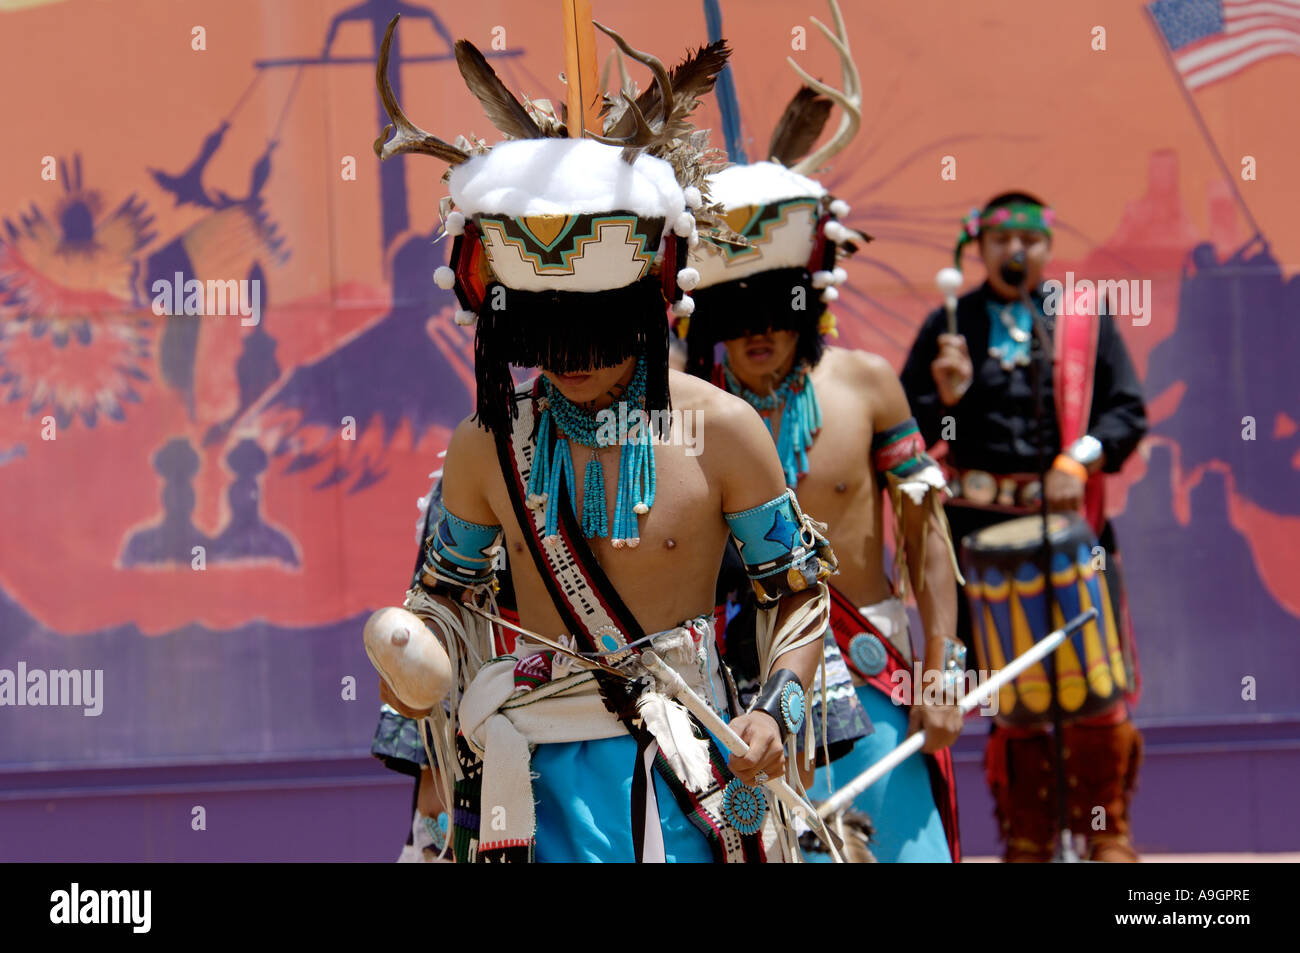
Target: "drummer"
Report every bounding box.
[899,191,1149,862]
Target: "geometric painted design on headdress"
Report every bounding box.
[709,197,820,264]
[479,214,659,275]
[520,214,576,249]
[475,213,665,291]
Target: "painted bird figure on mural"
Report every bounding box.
[0,156,155,442]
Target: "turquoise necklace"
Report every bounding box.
[527,355,656,547]
[722,357,821,488]
[987,298,1032,369]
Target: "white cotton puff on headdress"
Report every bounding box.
[371,17,728,434]
[449,139,685,294]
[689,162,828,290]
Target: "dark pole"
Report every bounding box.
[1023,280,1078,863]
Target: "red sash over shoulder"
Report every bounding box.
[1053,289,1104,535]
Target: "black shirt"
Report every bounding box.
[899,282,1148,475]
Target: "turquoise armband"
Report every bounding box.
[419,510,502,597]
[724,491,836,605]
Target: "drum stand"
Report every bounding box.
[1026,285,1083,865]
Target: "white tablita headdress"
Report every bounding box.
[675,0,867,380]
[374,15,730,436]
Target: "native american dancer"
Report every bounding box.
[899,192,1148,862]
[676,15,964,861]
[364,17,839,863]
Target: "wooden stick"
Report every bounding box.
[461,603,629,678]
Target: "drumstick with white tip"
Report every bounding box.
[817,607,1099,819]
[936,267,963,336]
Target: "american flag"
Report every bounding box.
[1148,0,1300,90]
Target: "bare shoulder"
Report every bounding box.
[441,414,502,523]
[825,346,898,390]
[668,370,789,512]
[669,369,766,445]
[823,346,912,429]
[446,413,497,463]
[668,368,733,413]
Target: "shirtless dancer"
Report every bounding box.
[368,20,836,862]
[678,93,965,861]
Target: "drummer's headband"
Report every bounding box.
[953,201,1055,270]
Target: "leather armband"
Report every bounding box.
[752,668,806,741]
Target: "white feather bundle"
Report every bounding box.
[433,266,456,290]
[635,691,714,793]
[898,464,950,505]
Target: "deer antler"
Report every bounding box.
[599,45,634,103]
[372,16,469,165]
[786,0,861,175]
[585,20,675,152]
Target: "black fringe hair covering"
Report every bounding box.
[473,275,671,437]
[684,266,827,380]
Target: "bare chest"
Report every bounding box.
[485,439,729,638]
[769,376,876,523]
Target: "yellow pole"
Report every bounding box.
[561,0,601,137]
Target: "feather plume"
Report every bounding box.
[524,97,568,137]
[606,40,730,141]
[454,39,548,140]
[659,39,731,122]
[832,809,877,863]
[768,86,834,166]
[635,691,714,793]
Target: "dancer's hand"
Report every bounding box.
[908,703,963,753]
[728,712,786,786]
[931,333,973,406]
[1045,467,1085,512]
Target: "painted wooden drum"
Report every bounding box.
[960,513,1126,726]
